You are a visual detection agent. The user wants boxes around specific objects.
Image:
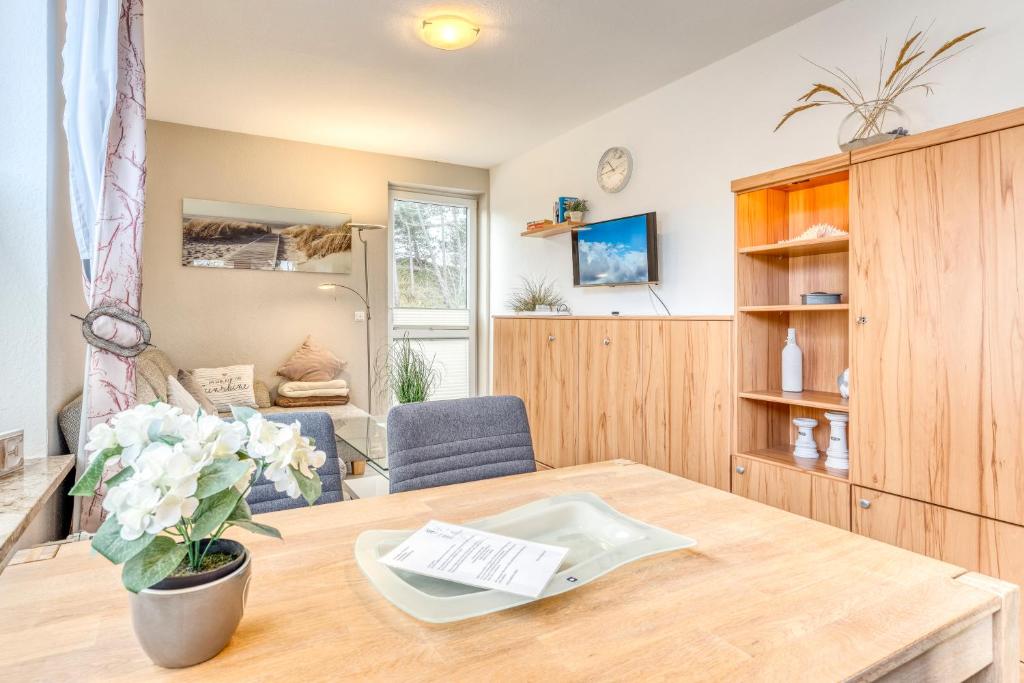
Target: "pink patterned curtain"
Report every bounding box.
[64,0,147,532]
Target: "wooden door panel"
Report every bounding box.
[811,477,850,531]
[529,319,577,469]
[492,318,530,399]
[642,320,731,489]
[850,127,1024,525]
[853,486,1024,657]
[732,456,813,518]
[577,319,642,463]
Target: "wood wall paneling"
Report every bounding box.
[850,127,1024,526]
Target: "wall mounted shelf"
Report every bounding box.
[520,221,585,238]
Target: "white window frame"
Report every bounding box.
[387,188,478,400]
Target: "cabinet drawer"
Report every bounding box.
[853,486,1024,659]
[732,456,851,529]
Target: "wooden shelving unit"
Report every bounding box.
[734,163,852,487]
[739,304,848,313]
[520,220,585,238]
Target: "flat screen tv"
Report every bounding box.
[571,212,659,287]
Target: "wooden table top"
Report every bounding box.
[0,461,1008,681]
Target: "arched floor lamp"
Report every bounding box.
[319,223,386,413]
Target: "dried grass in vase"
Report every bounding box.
[775,22,984,149]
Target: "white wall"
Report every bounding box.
[0,0,82,457]
[489,0,1024,319]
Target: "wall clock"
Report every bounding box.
[597,146,633,193]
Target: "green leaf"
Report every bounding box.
[229,519,282,539]
[194,458,251,499]
[103,466,134,488]
[122,536,187,593]
[69,448,121,496]
[230,405,258,423]
[228,496,253,522]
[91,514,156,564]
[289,467,322,506]
[158,435,183,447]
[189,488,242,538]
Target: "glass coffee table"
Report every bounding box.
[335,415,389,498]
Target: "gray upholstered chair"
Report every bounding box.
[386,396,536,494]
[246,411,344,514]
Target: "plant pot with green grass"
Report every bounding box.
[507,275,568,314]
[564,198,589,223]
[374,334,440,405]
[70,403,326,668]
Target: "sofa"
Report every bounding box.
[58,347,370,466]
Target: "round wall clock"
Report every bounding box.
[597,146,633,193]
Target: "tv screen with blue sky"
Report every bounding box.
[572,213,657,286]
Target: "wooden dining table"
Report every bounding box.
[0,460,1018,681]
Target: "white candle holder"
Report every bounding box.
[824,411,849,470]
[792,417,819,460]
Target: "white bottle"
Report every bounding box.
[782,328,803,392]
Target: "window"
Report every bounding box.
[389,189,476,402]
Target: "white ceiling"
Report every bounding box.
[145,0,841,168]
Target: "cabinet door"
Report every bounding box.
[577,319,642,463]
[492,318,530,399]
[850,127,1024,525]
[529,320,577,469]
[641,320,731,489]
[852,486,1024,657]
[733,456,850,529]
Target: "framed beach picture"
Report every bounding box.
[181,199,353,274]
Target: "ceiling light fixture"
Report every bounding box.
[420,15,480,51]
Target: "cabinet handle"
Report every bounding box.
[735,465,745,474]
[602,337,611,346]
[856,316,868,325]
[548,335,556,342]
[858,498,871,509]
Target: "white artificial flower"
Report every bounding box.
[84,422,118,456]
[198,413,248,458]
[256,420,326,499]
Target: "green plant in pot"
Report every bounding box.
[374,335,440,404]
[564,198,589,223]
[507,275,568,314]
[70,402,325,668]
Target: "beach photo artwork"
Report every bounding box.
[181,199,353,274]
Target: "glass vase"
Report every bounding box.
[837,100,910,151]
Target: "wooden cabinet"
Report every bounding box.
[642,320,732,490]
[577,319,643,464]
[850,126,1024,526]
[853,485,1024,655]
[492,316,732,485]
[528,319,577,469]
[732,455,850,530]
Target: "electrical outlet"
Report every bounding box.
[354,311,366,322]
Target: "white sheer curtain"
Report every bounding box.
[63,0,147,531]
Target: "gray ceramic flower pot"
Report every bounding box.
[129,545,251,668]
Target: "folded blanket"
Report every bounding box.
[278,379,348,398]
[275,394,350,408]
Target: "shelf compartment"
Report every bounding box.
[738,446,849,482]
[738,234,849,257]
[739,304,848,313]
[739,389,848,412]
[520,221,585,238]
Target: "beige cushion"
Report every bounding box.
[253,380,272,409]
[276,336,345,382]
[190,364,258,412]
[136,352,169,402]
[177,370,219,415]
[167,375,200,414]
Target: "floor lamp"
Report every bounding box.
[319,223,386,414]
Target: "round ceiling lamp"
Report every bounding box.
[420,15,480,50]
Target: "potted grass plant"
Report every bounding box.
[374,335,440,404]
[565,198,589,223]
[70,402,326,668]
[507,275,568,314]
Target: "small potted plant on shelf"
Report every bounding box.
[507,275,568,314]
[70,402,325,668]
[564,198,589,223]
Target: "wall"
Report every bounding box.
[489,0,1024,321]
[0,0,82,457]
[144,122,489,410]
